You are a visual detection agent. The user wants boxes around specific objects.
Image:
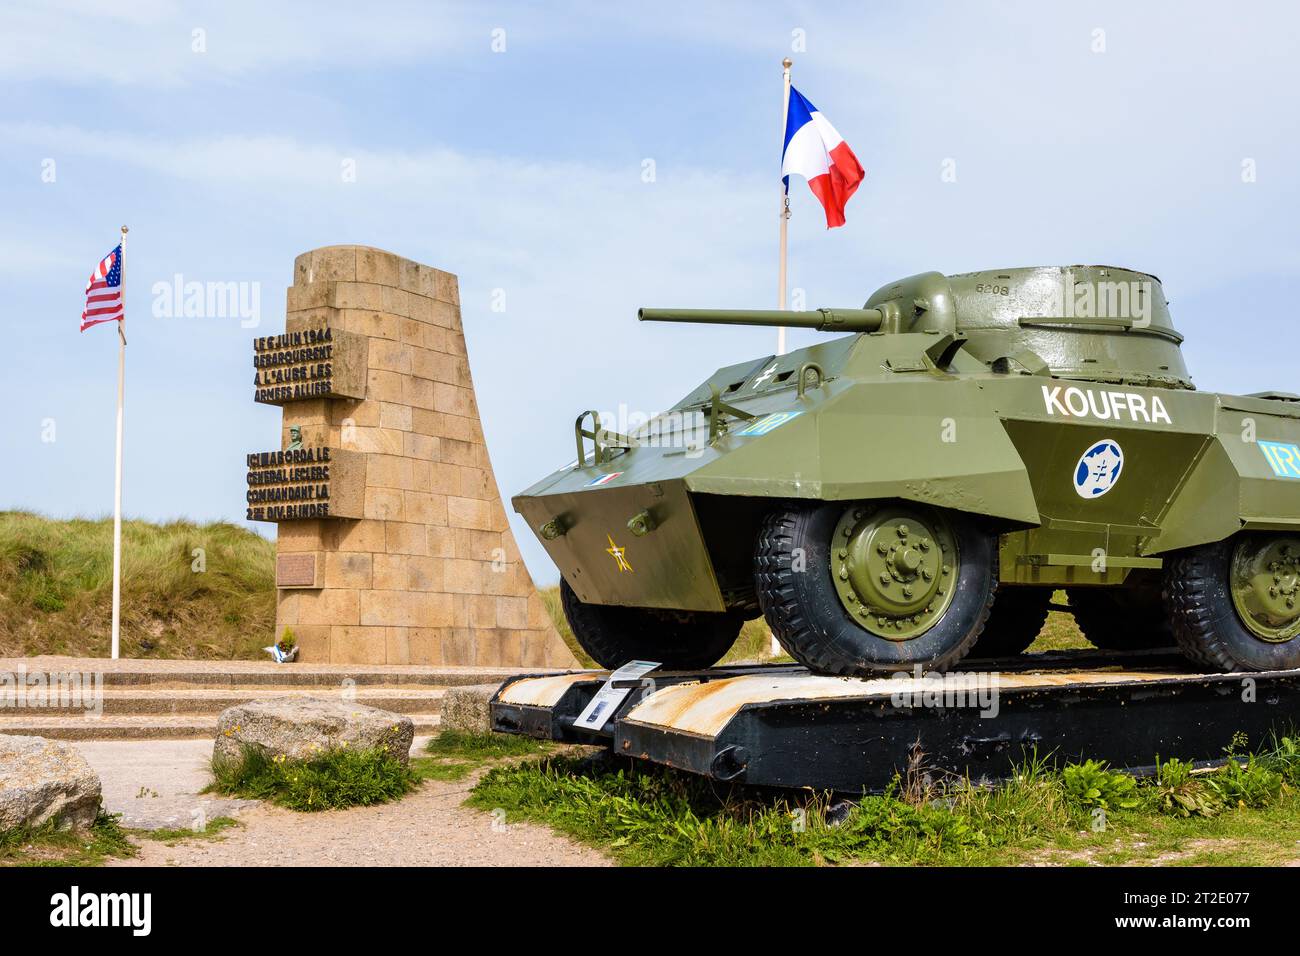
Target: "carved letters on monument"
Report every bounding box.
[245,446,364,521]
[253,325,366,405]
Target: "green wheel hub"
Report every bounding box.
[1230,536,1300,643]
[831,504,959,641]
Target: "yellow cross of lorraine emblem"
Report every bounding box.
[606,534,633,573]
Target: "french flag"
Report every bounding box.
[781,87,864,229]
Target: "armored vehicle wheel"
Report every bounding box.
[970,587,1051,658]
[1067,579,1172,651]
[559,579,744,670]
[1166,534,1300,672]
[755,501,996,675]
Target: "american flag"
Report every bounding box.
[80,243,124,332]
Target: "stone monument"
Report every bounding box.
[245,245,578,668]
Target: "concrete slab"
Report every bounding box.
[72,739,254,830]
[72,736,441,830]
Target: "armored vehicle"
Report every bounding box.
[514,266,1300,676]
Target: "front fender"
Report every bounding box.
[686,379,1040,526]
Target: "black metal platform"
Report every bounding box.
[490,649,1300,792]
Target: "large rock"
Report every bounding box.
[213,697,415,766]
[439,683,502,734]
[0,735,102,832]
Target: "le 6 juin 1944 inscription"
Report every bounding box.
[252,328,336,404]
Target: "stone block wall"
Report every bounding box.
[269,245,578,668]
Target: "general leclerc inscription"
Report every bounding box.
[245,446,364,522]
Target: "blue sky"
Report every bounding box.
[1,0,1297,583]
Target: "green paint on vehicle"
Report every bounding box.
[515,266,1300,675]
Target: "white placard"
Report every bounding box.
[573,660,661,732]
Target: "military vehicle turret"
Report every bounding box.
[515,266,1300,676]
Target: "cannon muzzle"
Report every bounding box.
[638,307,885,333]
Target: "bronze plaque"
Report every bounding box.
[276,552,318,588]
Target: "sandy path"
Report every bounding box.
[110,778,609,867]
[75,739,609,867]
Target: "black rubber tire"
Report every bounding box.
[1165,538,1300,672]
[1068,580,1173,650]
[754,502,997,676]
[969,587,1052,658]
[559,579,745,670]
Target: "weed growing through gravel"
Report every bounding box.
[411,730,558,782]
[426,730,553,760]
[209,745,417,811]
[138,816,241,845]
[469,734,1300,866]
[410,759,476,782]
[0,812,137,867]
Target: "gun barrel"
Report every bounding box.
[637,307,884,333]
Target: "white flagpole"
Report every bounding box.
[110,225,127,660]
[777,57,792,356]
[771,61,793,661]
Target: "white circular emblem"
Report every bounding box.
[1073,439,1124,499]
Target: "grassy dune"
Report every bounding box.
[0,511,275,659]
[0,510,1087,663]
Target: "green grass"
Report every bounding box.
[541,584,793,667]
[728,618,790,664]
[539,585,597,667]
[0,511,275,659]
[209,732,554,802]
[411,758,476,782]
[469,734,1300,867]
[208,745,418,811]
[413,730,558,782]
[0,812,137,867]
[1028,590,1091,652]
[136,816,241,845]
[2,512,1085,664]
[426,728,555,760]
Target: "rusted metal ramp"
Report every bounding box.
[490,650,1300,792]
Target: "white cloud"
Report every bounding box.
[0,119,782,578]
[4,0,1299,581]
[0,0,485,85]
[0,239,81,277]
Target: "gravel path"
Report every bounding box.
[75,739,609,867]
